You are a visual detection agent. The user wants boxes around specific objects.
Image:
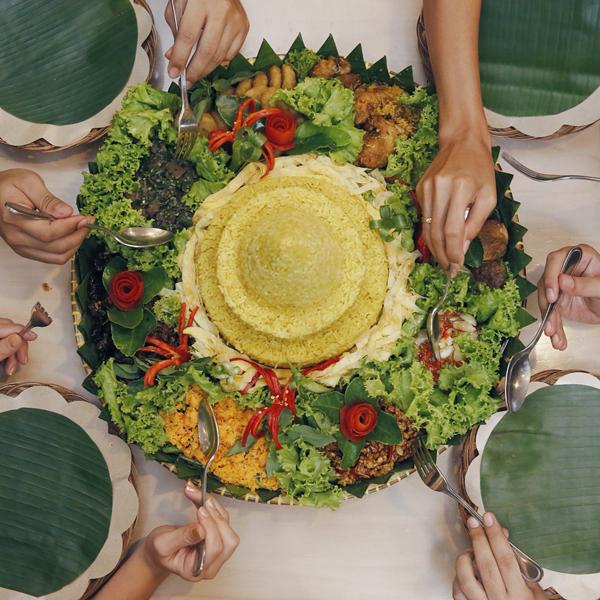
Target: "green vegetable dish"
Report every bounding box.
[74,34,535,509]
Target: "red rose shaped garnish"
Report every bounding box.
[264,110,296,150]
[340,402,378,442]
[108,271,144,311]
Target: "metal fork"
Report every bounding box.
[502,151,600,183]
[169,0,198,159]
[412,438,544,583]
[0,302,53,382]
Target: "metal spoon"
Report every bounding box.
[427,276,451,361]
[5,201,174,249]
[504,246,583,412]
[194,395,220,577]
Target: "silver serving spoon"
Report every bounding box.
[5,202,174,249]
[194,395,220,577]
[504,246,583,412]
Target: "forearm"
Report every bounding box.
[94,542,169,600]
[422,0,488,144]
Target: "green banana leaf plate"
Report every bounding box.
[480,384,600,574]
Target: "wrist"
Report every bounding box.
[439,116,490,149]
[138,536,171,580]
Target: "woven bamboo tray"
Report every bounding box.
[456,369,600,600]
[0,381,137,599]
[0,0,157,153]
[416,12,594,142]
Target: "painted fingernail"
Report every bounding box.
[467,517,480,529]
[545,287,557,302]
[199,507,210,518]
[168,66,180,78]
[463,240,471,255]
[483,512,495,527]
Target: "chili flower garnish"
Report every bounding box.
[138,302,198,387]
[340,402,378,442]
[232,355,341,449]
[108,271,144,311]
[207,97,296,178]
[232,357,296,450]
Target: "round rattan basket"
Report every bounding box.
[416,12,595,142]
[0,381,137,599]
[456,369,600,600]
[0,0,158,153]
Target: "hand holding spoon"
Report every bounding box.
[504,245,583,412]
[6,202,174,249]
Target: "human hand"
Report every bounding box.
[0,169,92,264]
[538,244,600,350]
[416,132,496,273]
[453,513,547,600]
[0,318,37,377]
[141,482,239,581]
[165,0,249,85]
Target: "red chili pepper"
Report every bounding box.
[232,98,256,133]
[241,370,261,395]
[208,128,227,142]
[108,271,144,311]
[301,355,341,375]
[139,303,198,387]
[261,142,275,178]
[268,403,285,449]
[242,107,285,128]
[340,402,378,442]
[144,358,176,387]
[208,131,235,152]
[264,110,296,147]
[231,357,281,397]
[242,406,269,447]
[416,230,432,263]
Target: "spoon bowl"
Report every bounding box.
[504,246,583,412]
[194,394,220,577]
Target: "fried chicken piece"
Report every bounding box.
[336,73,362,90]
[325,404,418,486]
[472,259,507,289]
[354,83,408,125]
[479,219,509,261]
[357,116,403,169]
[357,115,415,169]
[310,56,352,79]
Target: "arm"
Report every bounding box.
[417,0,496,273]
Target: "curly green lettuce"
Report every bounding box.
[285,48,319,81]
[275,439,344,509]
[152,293,182,328]
[385,86,439,185]
[273,77,364,163]
[187,136,234,182]
[407,363,499,449]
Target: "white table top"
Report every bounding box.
[1,2,599,598]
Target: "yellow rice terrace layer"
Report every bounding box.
[162,387,278,491]
[194,175,388,367]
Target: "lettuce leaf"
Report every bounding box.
[406,362,498,449]
[187,136,234,182]
[274,439,344,509]
[284,48,319,81]
[152,293,182,328]
[385,86,439,185]
[370,182,419,249]
[274,77,364,163]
